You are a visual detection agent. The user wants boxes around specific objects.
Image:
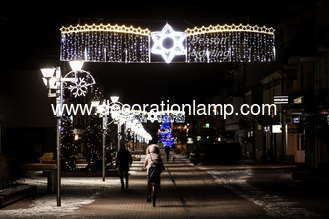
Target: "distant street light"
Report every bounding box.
[91,98,118,182]
[92,96,152,181]
[110,96,122,151]
[110,96,119,103]
[92,99,111,182]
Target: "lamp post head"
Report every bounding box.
[110,96,119,103]
[69,60,84,72]
[41,68,55,78]
[40,68,56,87]
[91,100,100,107]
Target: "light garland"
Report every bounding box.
[137,111,185,123]
[185,24,275,35]
[60,23,151,35]
[111,111,152,143]
[186,23,275,63]
[110,109,185,123]
[60,23,150,63]
[60,23,275,63]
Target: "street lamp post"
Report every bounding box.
[92,96,120,182]
[102,115,107,181]
[92,96,152,181]
[110,96,121,151]
[92,100,110,182]
[117,121,121,151]
[40,61,85,207]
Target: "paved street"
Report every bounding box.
[1,152,329,219]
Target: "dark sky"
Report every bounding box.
[0,1,310,137]
[1,1,306,105]
[1,1,300,59]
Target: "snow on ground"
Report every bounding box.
[0,173,121,218]
[208,169,320,219]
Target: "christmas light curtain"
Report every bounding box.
[185,24,275,62]
[60,24,150,63]
[60,23,275,63]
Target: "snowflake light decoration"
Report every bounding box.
[64,70,96,97]
[68,78,88,97]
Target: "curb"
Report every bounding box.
[0,184,37,209]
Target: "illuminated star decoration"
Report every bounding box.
[147,111,158,123]
[151,23,186,63]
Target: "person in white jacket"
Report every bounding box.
[143,144,165,202]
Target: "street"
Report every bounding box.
[1,153,328,219]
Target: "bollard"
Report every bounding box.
[46,170,57,194]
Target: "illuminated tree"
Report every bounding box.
[85,115,103,171]
[158,114,173,148]
[61,116,77,171]
[84,86,116,171]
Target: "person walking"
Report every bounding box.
[116,143,132,190]
[143,144,165,202]
[165,146,170,162]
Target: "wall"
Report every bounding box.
[286,124,296,163]
[0,65,58,160]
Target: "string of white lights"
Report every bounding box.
[185,24,275,35]
[60,23,275,63]
[60,23,151,35]
[186,25,275,63]
[110,109,185,123]
[60,24,150,62]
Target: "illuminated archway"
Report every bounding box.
[60,23,275,63]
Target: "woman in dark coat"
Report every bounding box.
[116,143,132,190]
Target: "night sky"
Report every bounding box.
[2,2,295,62]
[0,1,306,135]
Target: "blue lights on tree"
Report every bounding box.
[158,114,173,148]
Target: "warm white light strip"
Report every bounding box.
[60,23,151,36]
[185,24,275,36]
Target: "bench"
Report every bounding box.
[38,153,54,163]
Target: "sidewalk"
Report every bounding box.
[291,167,329,188]
[73,154,187,219]
[0,152,270,219]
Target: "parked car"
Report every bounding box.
[189,149,205,165]
[189,143,241,165]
